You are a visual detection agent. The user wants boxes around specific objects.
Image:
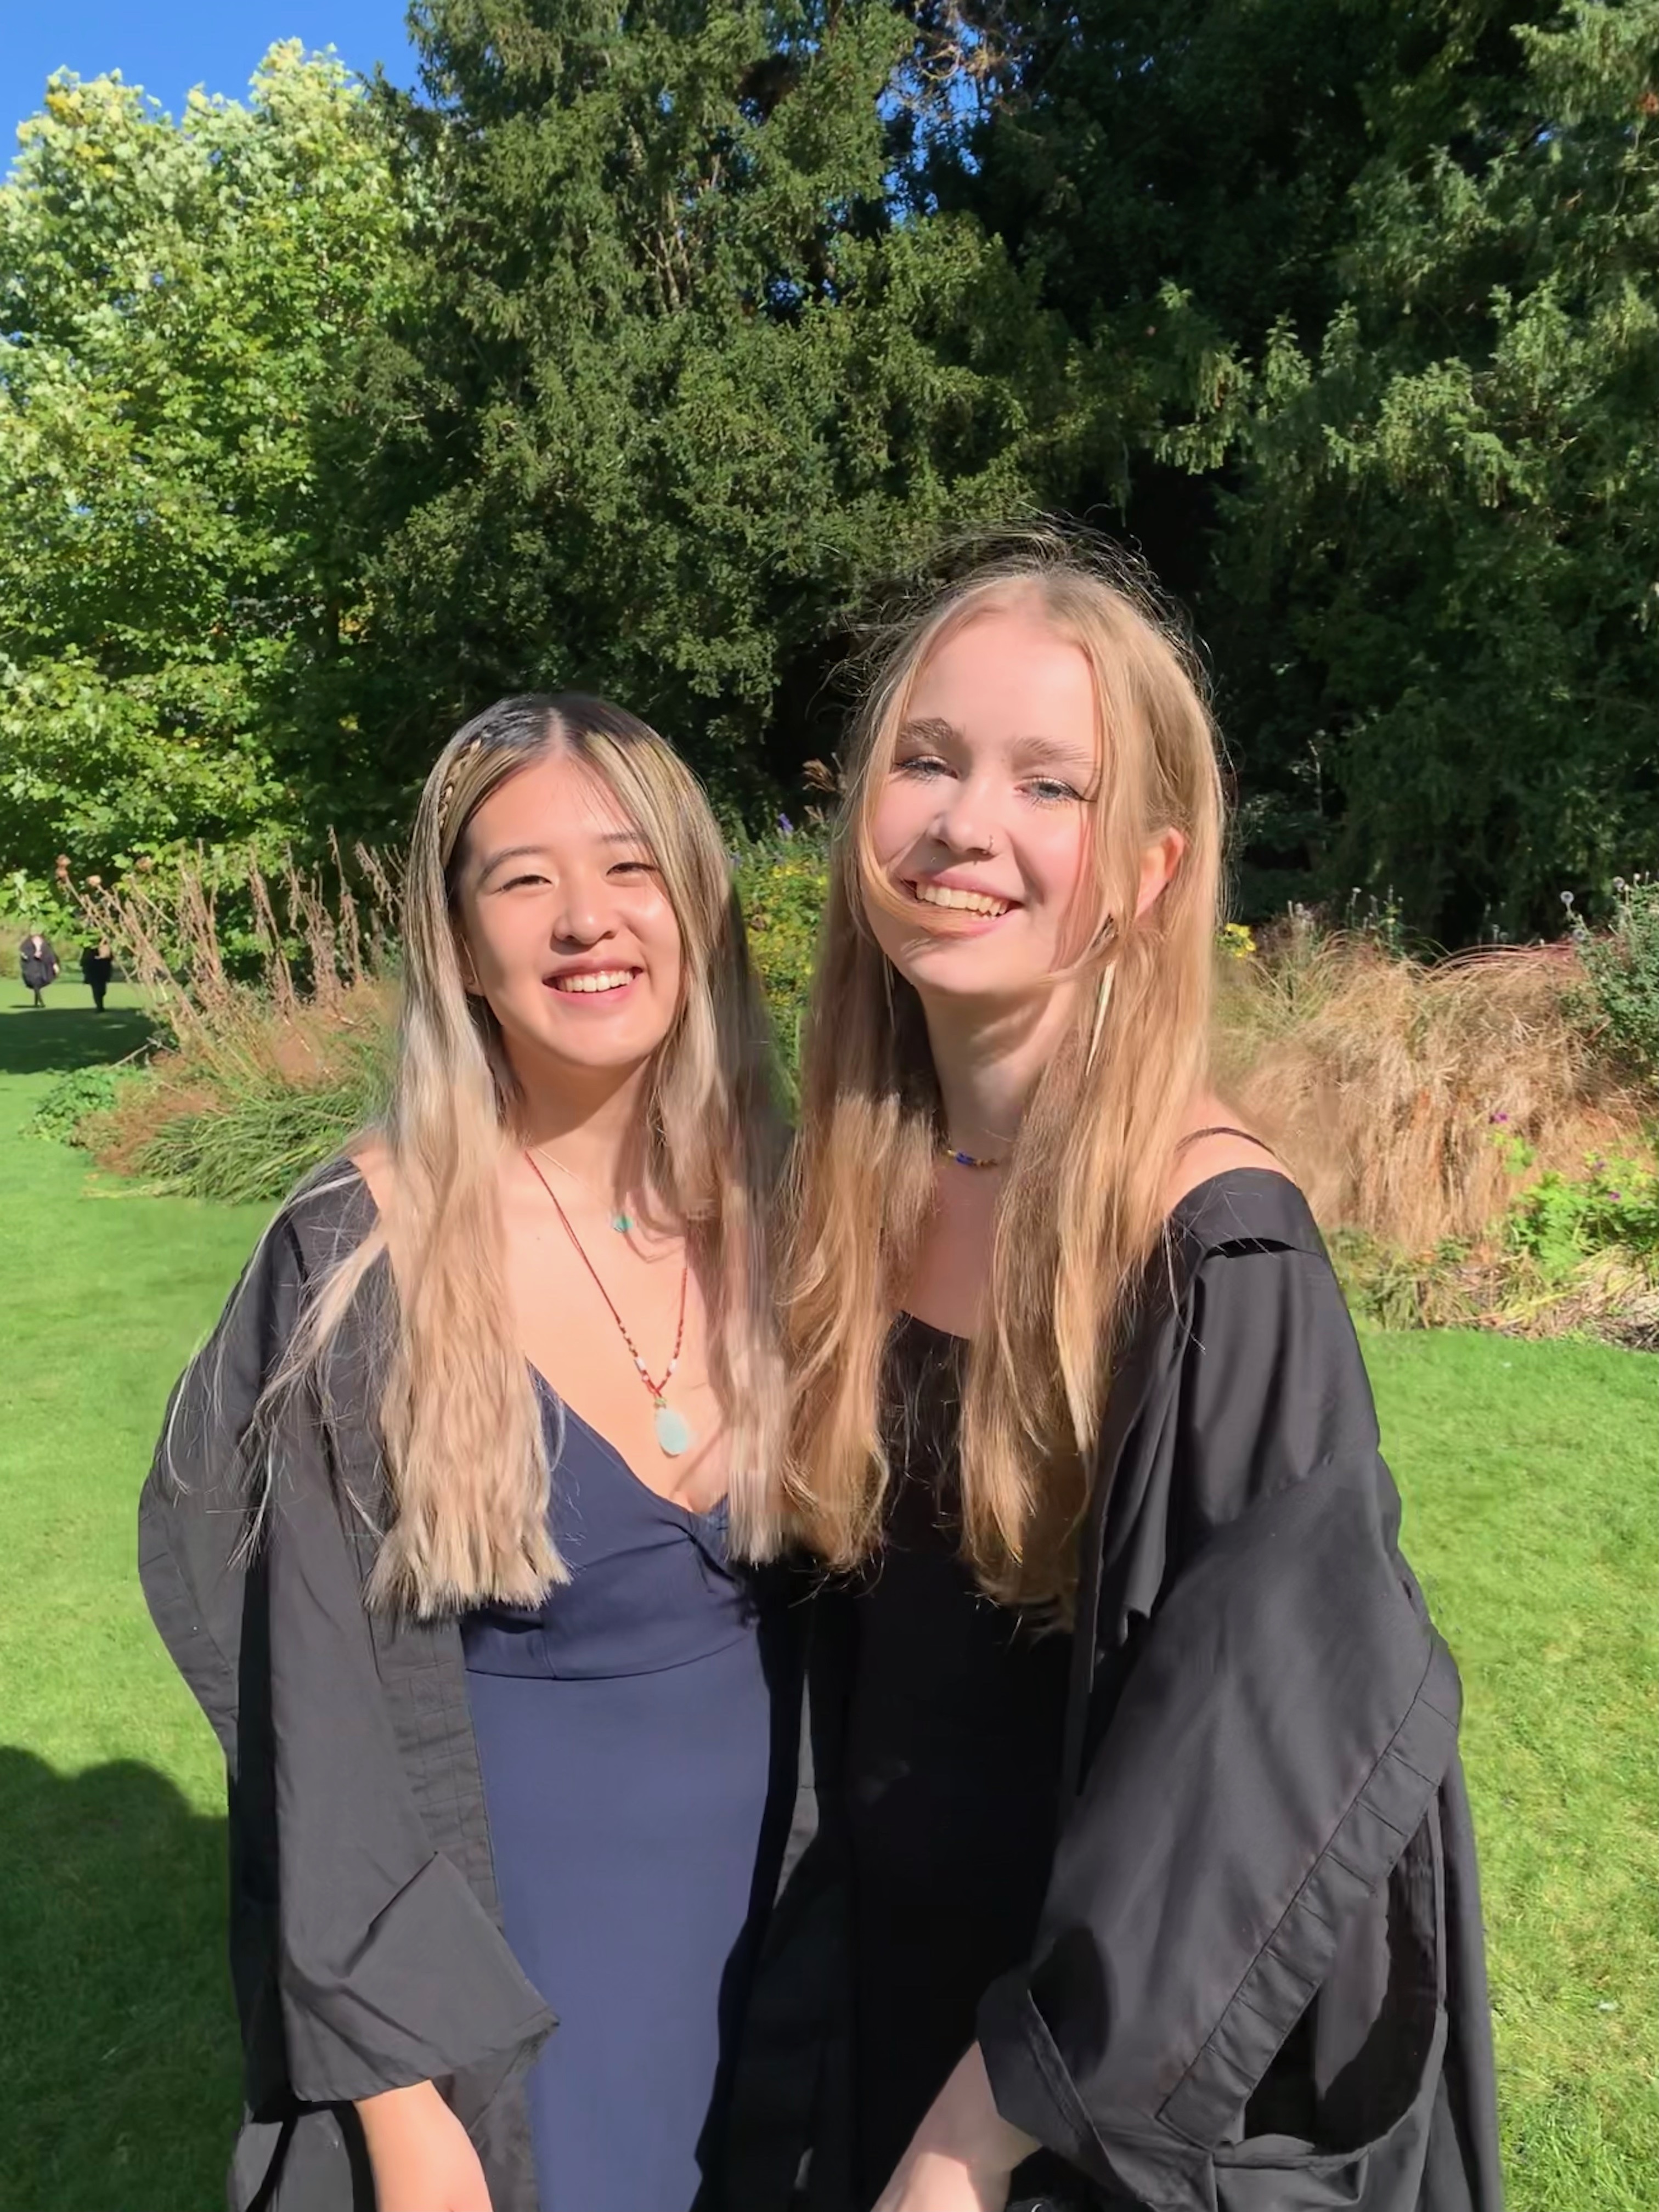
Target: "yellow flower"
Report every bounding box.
[1220,922,1256,961]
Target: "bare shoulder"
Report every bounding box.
[349,1133,396,1219]
[1163,1096,1296,1215]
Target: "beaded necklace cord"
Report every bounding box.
[940,1141,1006,1170]
[943,1124,1276,1174]
[523,1150,695,1457]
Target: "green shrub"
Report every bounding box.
[732,825,831,1091]
[1503,1155,1659,1283]
[1571,876,1659,1090]
[24,1066,126,1146]
[1327,1229,1480,1332]
[1325,1139,1659,1342]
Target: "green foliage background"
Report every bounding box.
[1,2,1654,940]
[0,49,410,873]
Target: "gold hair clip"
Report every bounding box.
[436,736,483,836]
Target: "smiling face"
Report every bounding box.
[451,747,685,1085]
[864,604,1104,1012]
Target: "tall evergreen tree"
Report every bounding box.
[338,0,1060,814]
[936,0,1658,936]
[1186,0,1659,938]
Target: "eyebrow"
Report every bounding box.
[896,719,1096,772]
[475,828,652,877]
[1010,733,1097,772]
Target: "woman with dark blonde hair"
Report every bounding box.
[142,695,790,2212]
[736,544,1501,2212]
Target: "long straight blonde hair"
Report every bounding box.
[265,693,787,1616]
[782,544,1224,1610]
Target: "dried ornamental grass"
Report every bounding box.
[78,847,399,1201]
[1216,937,1652,1253]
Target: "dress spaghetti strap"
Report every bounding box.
[1176,1124,1280,1159]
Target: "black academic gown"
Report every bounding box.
[138,1169,551,2212]
[19,935,57,990]
[727,1171,1504,2212]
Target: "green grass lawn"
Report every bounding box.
[1367,1328,1657,2207]
[1,977,1654,2209]
[0,982,265,2211]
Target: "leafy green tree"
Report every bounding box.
[5,1,1649,945]
[1180,1,1659,938]
[939,0,1658,939]
[0,47,408,878]
[336,0,1058,814]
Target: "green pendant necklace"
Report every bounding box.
[531,1144,635,1233]
[524,1150,695,1458]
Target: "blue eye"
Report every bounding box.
[1026,777,1084,804]
[896,754,949,778]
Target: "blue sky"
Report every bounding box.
[4,2,420,156]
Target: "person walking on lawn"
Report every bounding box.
[19,932,58,1008]
[81,940,114,1011]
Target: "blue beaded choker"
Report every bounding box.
[940,1143,1005,1170]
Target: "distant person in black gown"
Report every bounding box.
[739,539,1502,2212]
[140,695,792,2212]
[18,932,58,1007]
[81,940,114,1011]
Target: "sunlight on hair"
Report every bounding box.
[185,695,786,1617]
[782,531,1224,1611]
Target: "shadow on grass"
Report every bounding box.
[0,1748,239,2210]
[0,991,157,1079]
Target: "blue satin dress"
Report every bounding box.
[461,1381,772,2211]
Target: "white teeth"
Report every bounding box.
[912,882,1011,917]
[552,970,634,994]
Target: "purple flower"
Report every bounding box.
[1489,1110,1510,1125]
[1609,1190,1623,1203]
[777,812,794,836]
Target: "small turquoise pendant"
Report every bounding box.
[611,1211,633,1235]
[653,1401,694,1457]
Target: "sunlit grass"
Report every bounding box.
[0,982,261,2210]
[0,978,1652,2209]
[1370,1324,1657,2209]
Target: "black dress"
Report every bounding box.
[843,1314,1070,2202]
[727,1170,1503,2212]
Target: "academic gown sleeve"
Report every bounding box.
[138,1186,553,2119]
[978,1224,1502,2212]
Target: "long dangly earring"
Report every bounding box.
[1085,946,1116,1075]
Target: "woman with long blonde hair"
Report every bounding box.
[741,545,1500,2212]
[142,695,789,2212]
